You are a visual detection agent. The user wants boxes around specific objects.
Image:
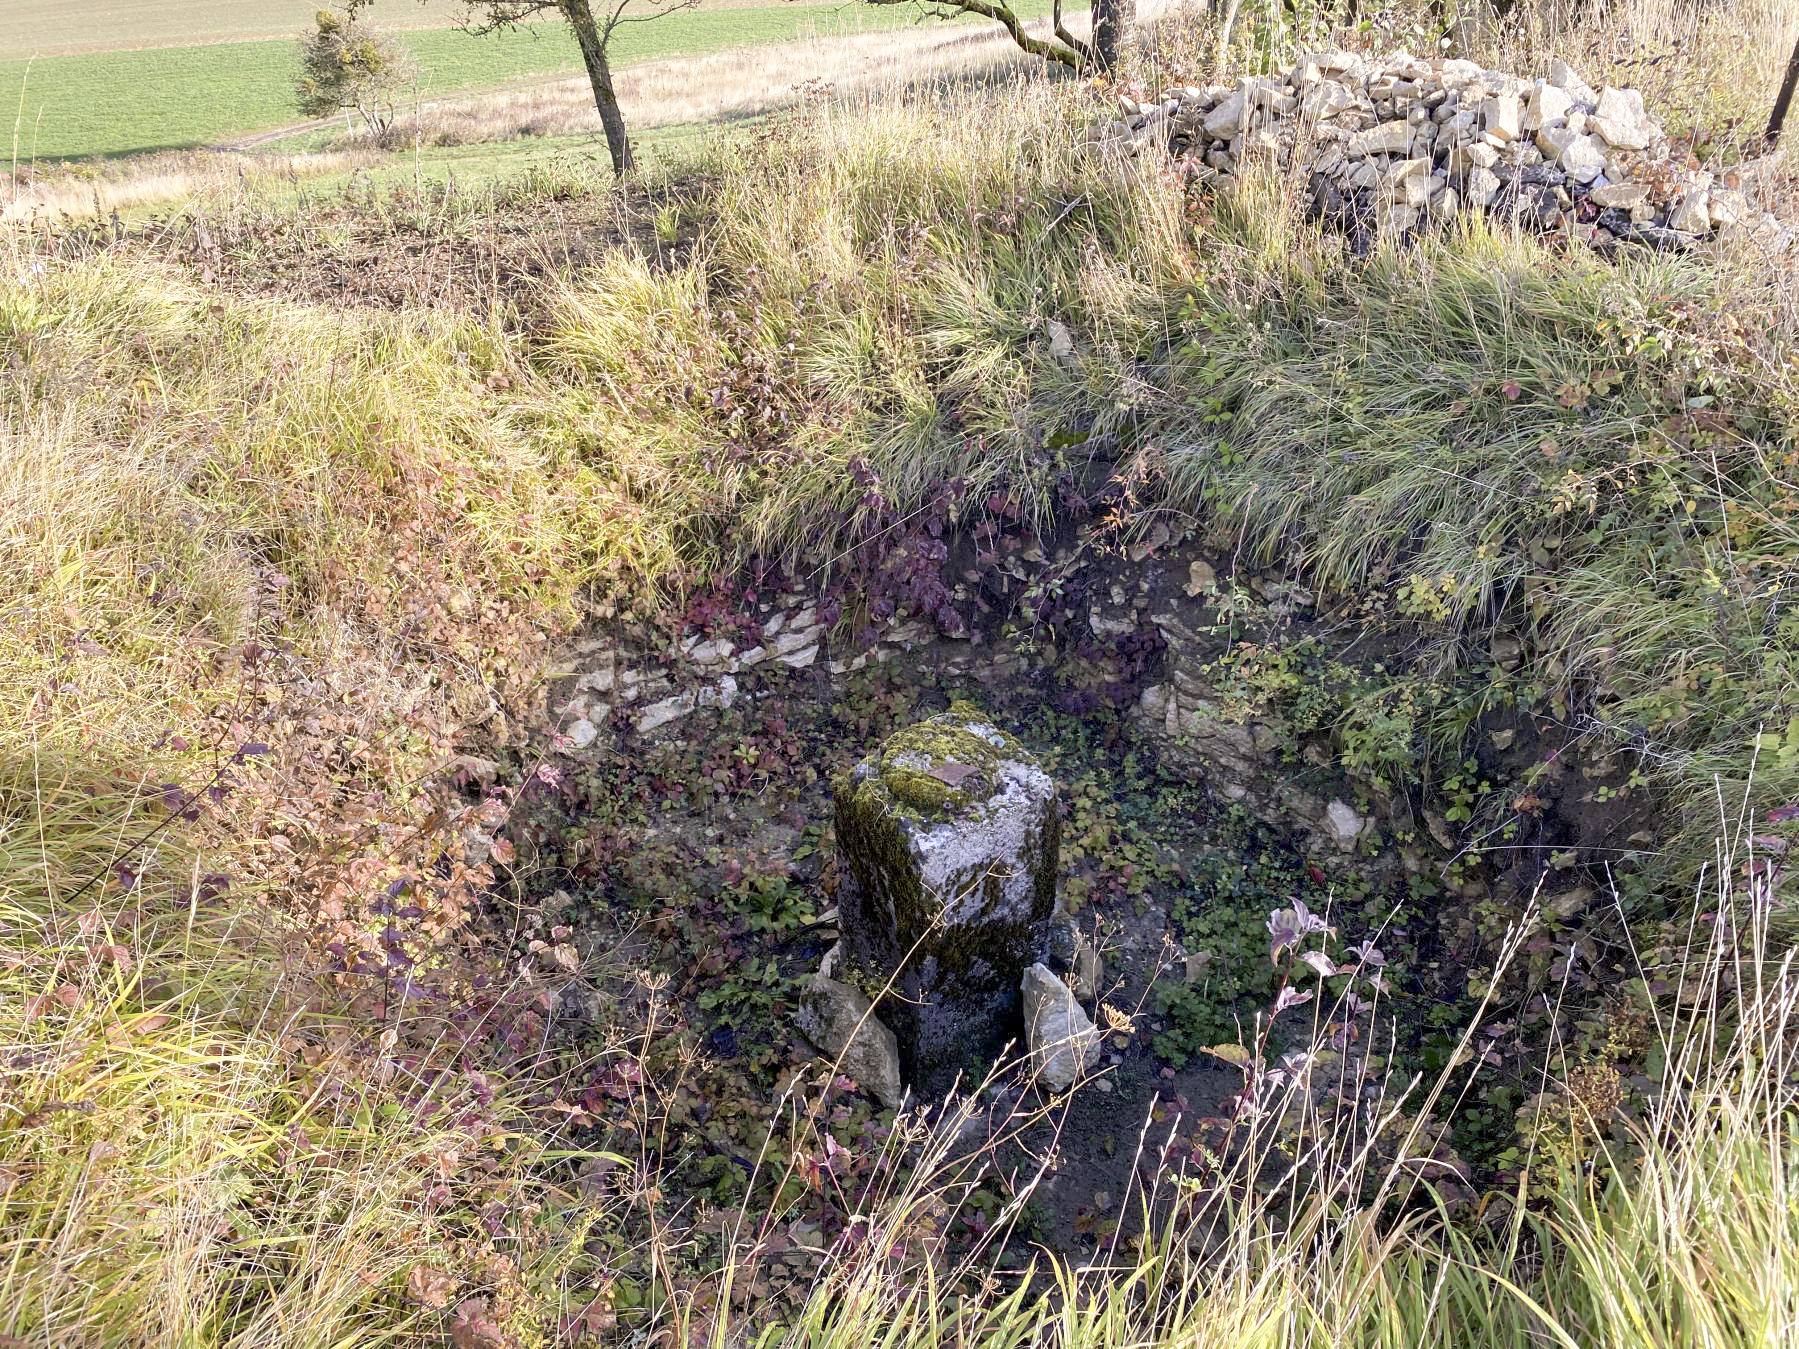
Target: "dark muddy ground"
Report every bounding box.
[513,625,1433,1269]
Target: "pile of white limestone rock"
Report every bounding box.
[1110,50,1792,250]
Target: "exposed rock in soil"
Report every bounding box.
[1022,962,1099,1093]
[794,943,905,1109]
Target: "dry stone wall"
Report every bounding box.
[1107,50,1792,250]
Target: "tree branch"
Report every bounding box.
[1051,0,1093,67]
[868,0,1084,71]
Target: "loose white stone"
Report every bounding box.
[1325,800,1367,850]
[697,675,738,710]
[1546,58,1596,103]
[1668,190,1711,233]
[1022,963,1099,1093]
[1348,118,1413,155]
[1588,180,1649,209]
[1559,134,1608,184]
[1380,166,1435,209]
[796,950,904,1109]
[772,626,822,657]
[1203,91,1247,138]
[1591,86,1654,150]
[1374,200,1419,234]
[1535,123,1579,159]
[1707,188,1747,227]
[777,644,820,669]
[1446,141,1499,173]
[1301,81,1356,121]
[1527,82,1573,130]
[636,692,696,734]
[1480,94,1521,142]
[687,637,734,666]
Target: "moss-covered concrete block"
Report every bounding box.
[832,700,1059,1094]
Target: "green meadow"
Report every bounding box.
[1,3,1009,161]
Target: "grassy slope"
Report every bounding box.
[3,21,1797,1349]
[0,2,1060,160]
[291,120,721,192]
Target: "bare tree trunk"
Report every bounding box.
[560,0,633,174]
[1770,29,1799,148]
[1092,0,1135,71]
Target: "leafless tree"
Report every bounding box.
[353,0,698,173]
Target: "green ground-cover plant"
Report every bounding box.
[693,851,1797,1349]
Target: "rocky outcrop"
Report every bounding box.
[1104,51,1793,251]
[832,702,1061,1095]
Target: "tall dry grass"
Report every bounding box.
[0,249,615,1347]
[698,845,1796,1349]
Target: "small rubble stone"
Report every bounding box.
[1141,49,1785,250]
[687,637,733,666]
[1325,799,1367,851]
[1669,189,1711,234]
[1349,119,1414,155]
[795,947,904,1108]
[1446,141,1498,173]
[1302,81,1357,121]
[1589,180,1649,209]
[778,644,820,669]
[1203,92,1247,138]
[1708,189,1747,227]
[1527,82,1573,130]
[636,692,696,734]
[1465,166,1502,207]
[1558,135,1608,185]
[1022,963,1099,1093]
[1591,86,1654,150]
[1480,94,1521,143]
[1547,58,1597,103]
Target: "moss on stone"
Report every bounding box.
[854,698,1015,822]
